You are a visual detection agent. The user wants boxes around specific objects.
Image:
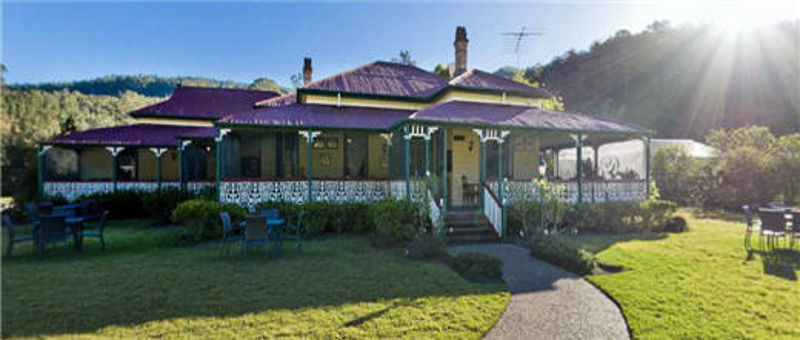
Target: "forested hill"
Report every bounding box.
[500,21,799,139]
[8,75,289,97]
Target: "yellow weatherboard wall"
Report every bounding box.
[303,94,425,111]
[449,127,480,207]
[302,90,548,112]
[137,149,180,180]
[135,117,215,127]
[435,90,546,107]
[367,133,390,178]
[79,147,112,180]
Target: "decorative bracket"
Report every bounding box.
[215,128,232,142]
[424,126,439,140]
[105,146,125,157]
[475,129,511,144]
[299,130,322,142]
[150,147,168,158]
[38,145,53,156]
[569,134,588,144]
[404,125,438,140]
[380,133,394,147]
[180,140,193,151]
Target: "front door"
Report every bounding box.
[448,127,480,209]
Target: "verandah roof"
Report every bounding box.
[129,86,280,120]
[408,101,649,135]
[47,124,215,147]
[218,104,412,130]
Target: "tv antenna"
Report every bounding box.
[501,26,543,68]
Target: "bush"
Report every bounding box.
[142,187,189,224]
[406,234,448,261]
[253,201,373,235]
[529,233,595,275]
[665,216,687,233]
[369,198,422,245]
[171,199,247,241]
[511,199,678,234]
[83,190,146,219]
[447,252,504,283]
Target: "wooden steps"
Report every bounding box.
[444,211,499,245]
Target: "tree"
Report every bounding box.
[432,63,450,78]
[289,73,304,89]
[391,50,416,66]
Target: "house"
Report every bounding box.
[41,27,652,239]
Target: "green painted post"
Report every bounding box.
[37,145,46,198]
[216,138,222,202]
[576,134,584,203]
[442,128,448,211]
[112,151,118,193]
[178,142,184,192]
[479,137,485,206]
[307,130,314,202]
[425,129,431,178]
[156,150,163,189]
[644,136,651,199]
[498,139,505,240]
[404,126,411,200]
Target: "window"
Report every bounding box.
[116,148,137,181]
[344,133,367,178]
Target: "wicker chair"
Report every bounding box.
[3,213,35,257]
[241,215,271,260]
[82,210,109,249]
[758,208,788,250]
[34,215,72,258]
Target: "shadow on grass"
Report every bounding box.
[564,232,668,254]
[756,249,800,281]
[2,222,507,338]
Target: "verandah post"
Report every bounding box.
[442,128,448,211]
[479,135,485,206]
[497,136,505,240]
[424,127,430,179]
[215,129,230,202]
[178,140,189,192]
[300,130,320,202]
[150,147,165,189]
[573,134,585,203]
[37,144,51,198]
[404,125,410,200]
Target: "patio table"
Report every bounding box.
[65,216,85,252]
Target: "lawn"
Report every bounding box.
[2,220,509,339]
[567,210,800,339]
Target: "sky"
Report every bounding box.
[3,1,798,87]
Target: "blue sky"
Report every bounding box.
[3,1,797,87]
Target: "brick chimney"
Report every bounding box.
[454,26,468,77]
[303,57,313,86]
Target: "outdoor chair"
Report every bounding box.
[3,213,35,257]
[79,199,102,221]
[34,215,72,258]
[278,211,305,255]
[23,202,39,224]
[758,209,788,250]
[81,210,109,249]
[219,212,244,259]
[789,212,800,249]
[742,205,755,249]
[242,215,271,260]
[260,209,280,219]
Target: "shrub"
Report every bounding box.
[369,198,421,245]
[83,190,146,219]
[529,233,596,275]
[253,201,373,235]
[406,234,448,261]
[665,216,687,233]
[171,199,246,241]
[447,252,504,283]
[142,187,189,224]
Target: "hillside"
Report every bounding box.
[8,75,289,97]
[503,21,800,139]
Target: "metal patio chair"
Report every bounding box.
[3,213,35,257]
[758,208,788,250]
[82,210,109,249]
[34,215,72,258]
[219,212,244,259]
[742,205,756,249]
[241,215,271,260]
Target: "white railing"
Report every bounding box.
[483,184,503,237]
[486,179,647,203]
[43,181,214,201]
[427,186,443,235]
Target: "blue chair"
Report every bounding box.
[280,211,305,255]
[82,210,109,249]
[3,214,35,257]
[34,215,72,258]
[242,215,271,260]
[219,212,244,259]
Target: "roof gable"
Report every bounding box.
[449,69,551,98]
[303,61,448,98]
[129,86,280,120]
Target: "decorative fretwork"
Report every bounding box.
[485,179,647,204]
[42,181,213,201]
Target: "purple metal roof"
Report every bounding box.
[449,70,551,97]
[48,124,216,147]
[254,93,297,107]
[220,104,411,130]
[129,86,280,120]
[304,61,448,98]
[410,101,647,134]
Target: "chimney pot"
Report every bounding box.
[454,26,468,77]
[303,57,313,86]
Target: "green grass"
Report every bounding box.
[566,210,800,339]
[2,221,508,339]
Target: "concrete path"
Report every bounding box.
[450,244,629,340]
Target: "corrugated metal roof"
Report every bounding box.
[219,104,411,130]
[410,101,647,134]
[48,124,215,147]
[129,86,280,120]
[303,61,448,98]
[449,69,551,97]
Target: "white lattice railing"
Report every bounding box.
[483,184,503,237]
[486,179,647,203]
[43,181,214,201]
[427,186,443,235]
